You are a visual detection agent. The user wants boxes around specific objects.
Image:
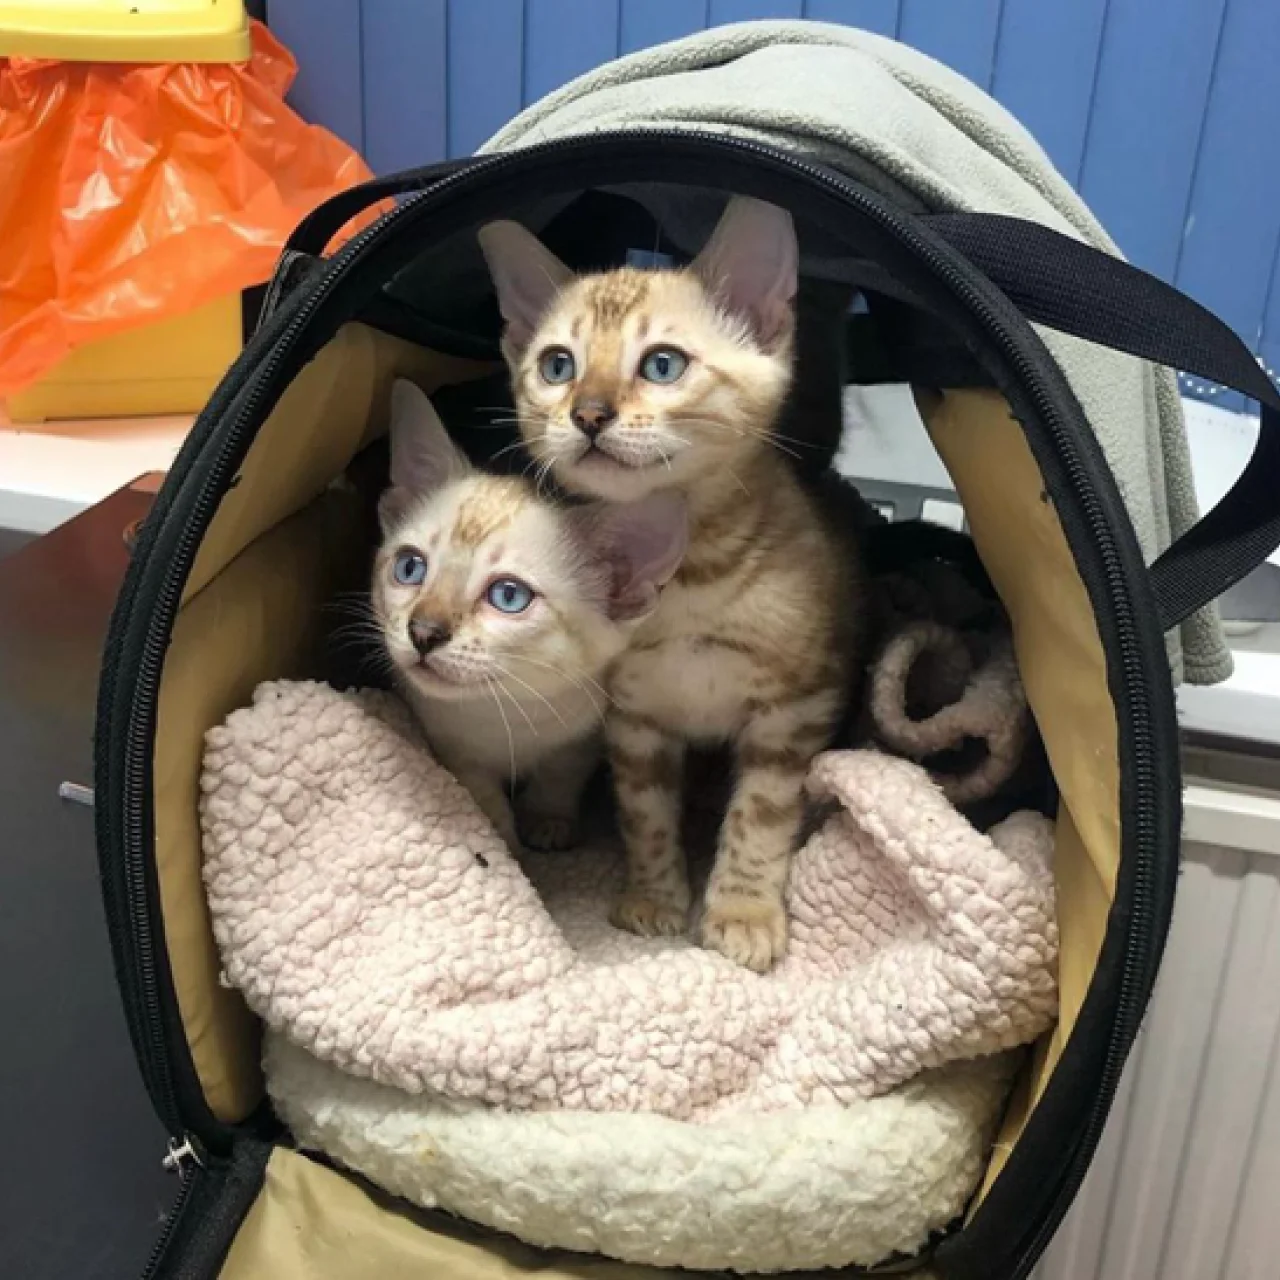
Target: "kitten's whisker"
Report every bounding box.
[533,454,559,497]
[324,604,381,624]
[508,653,617,718]
[328,630,385,648]
[482,675,518,798]
[365,650,398,681]
[491,672,540,735]
[665,417,803,463]
[326,612,383,631]
[487,439,532,465]
[767,439,803,461]
[663,417,813,456]
[492,661,569,728]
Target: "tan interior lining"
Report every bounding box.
[183,324,490,607]
[220,1149,664,1279]
[918,388,1119,1194]
[158,329,487,1122]
[155,491,367,1120]
[148,328,1120,1273]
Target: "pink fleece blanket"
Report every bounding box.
[202,681,1058,1120]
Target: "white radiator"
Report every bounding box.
[1035,747,1280,1280]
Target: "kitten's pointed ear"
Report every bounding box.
[379,380,467,531]
[691,196,798,349]
[478,220,573,354]
[573,490,688,623]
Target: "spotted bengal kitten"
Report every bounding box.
[480,196,864,970]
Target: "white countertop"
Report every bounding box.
[1178,625,1280,748]
[0,405,189,534]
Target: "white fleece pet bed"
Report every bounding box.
[202,680,1059,1272]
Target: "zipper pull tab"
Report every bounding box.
[161,1134,205,1174]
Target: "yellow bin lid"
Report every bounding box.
[0,0,250,63]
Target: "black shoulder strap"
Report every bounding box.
[924,212,1280,632]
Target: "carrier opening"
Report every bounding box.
[146,181,1125,1276]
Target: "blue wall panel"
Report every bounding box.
[1261,250,1280,390]
[267,0,1280,383]
[1173,0,1280,345]
[620,0,711,54]
[802,1,899,39]
[271,0,364,152]
[522,0,620,102]
[448,0,526,155]
[897,0,1001,89]
[361,0,447,172]
[710,0,802,21]
[1078,0,1229,281]
[990,0,1108,184]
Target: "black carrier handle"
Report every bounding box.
[286,157,473,257]
[925,212,1280,632]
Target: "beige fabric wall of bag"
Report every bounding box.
[155,328,490,1122]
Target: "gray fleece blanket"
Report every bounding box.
[484,20,1227,684]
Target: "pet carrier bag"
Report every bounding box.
[95,22,1280,1280]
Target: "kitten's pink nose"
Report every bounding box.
[571,397,617,439]
[409,618,450,657]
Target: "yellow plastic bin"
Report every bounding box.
[0,0,250,63]
[5,296,244,424]
[0,1,251,422]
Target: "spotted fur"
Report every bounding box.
[482,197,865,970]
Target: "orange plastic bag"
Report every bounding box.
[0,21,374,396]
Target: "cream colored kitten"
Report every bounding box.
[480,197,864,971]
[374,379,687,852]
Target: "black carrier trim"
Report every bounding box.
[98,133,1192,1280]
[145,1139,272,1280]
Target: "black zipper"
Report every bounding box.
[135,1138,272,1280]
[142,1163,198,1280]
[99,130,1175,1278]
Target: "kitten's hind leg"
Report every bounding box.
[518,735,600,852]
[607,712,691,937]
[702,691,838,971]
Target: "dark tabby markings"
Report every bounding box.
[611,746,682,792]
[736,742,809,772]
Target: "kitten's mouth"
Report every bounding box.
[574,440,657,472]
[408,656,477,691]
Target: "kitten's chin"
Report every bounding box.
[557,449,670,502]
[400,661,485,701]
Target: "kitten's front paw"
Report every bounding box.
[700,898,788,972]
[519,810,579,853]
[610,891,689,938]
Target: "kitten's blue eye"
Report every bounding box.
[539,347,576,385]
[486,577,535,614]
[392,549,428,586]
[639,347,688,383]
